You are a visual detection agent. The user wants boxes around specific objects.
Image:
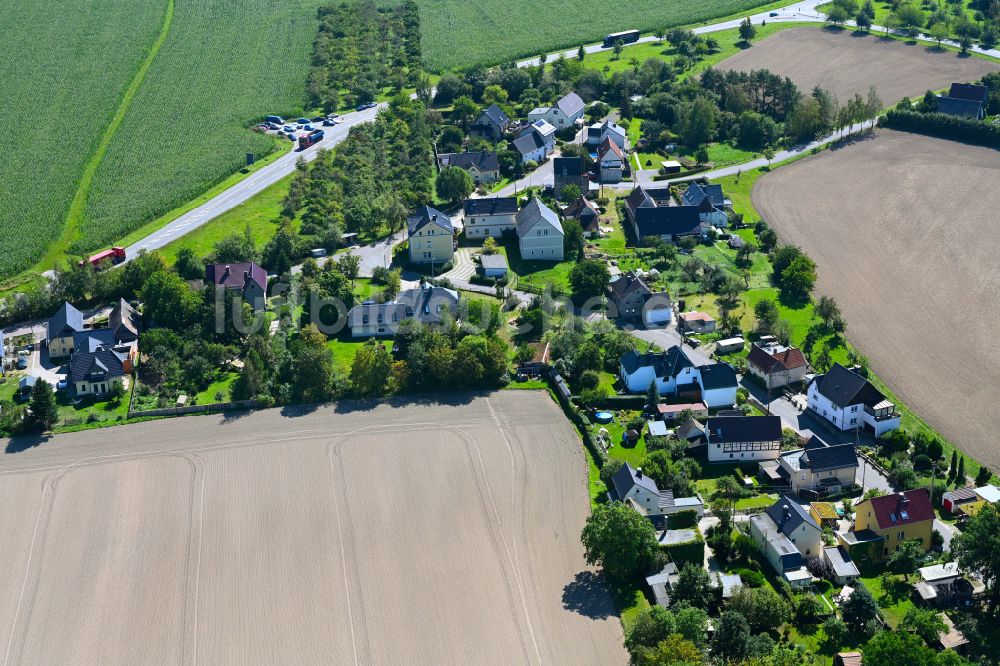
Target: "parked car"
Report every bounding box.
[266,122,281,130]
[57,379,68,391]
[296,117,310,125]
[265,115,284,124]
[322,118,336,126]
[769,11,778,15]
[302,124,314,131]
[282,125,296,133]
[16,357,27,370]
[311,116,325,123]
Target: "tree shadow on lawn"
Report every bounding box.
[562,570,619,620]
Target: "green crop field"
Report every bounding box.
[0,0,169,279]
[415,0,776,69]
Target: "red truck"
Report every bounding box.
[298,129,325,150]
[81,247,126,269]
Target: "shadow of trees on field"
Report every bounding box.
[562,571,618,620]
[5,433,49,454]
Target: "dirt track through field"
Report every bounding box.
[753,130,1000,469]
[0,392,626,665]
[718,27,999,106]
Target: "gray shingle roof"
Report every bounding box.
[438,150,499,172]
[800,440,858,473]
[948,82,988,103]
[813,363,887,409]
[464,197,517,216]
[698,363,737,391]
[765,494,819,536]
[72,328,117,354]
[47,302,84,341]
[553,156,583,176]
[705,415,781,444]
[477,103,510,127]
[556,92,585,118]
[936,96,983,118]
[407,205,453,234]
[609,462,660,500]
[347,285,459,328]
[511,130,544,157]
[620,346,693,378]
[109,298,141,342]
[515,198,562,236]
[68,348,127,383]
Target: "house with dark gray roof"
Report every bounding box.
[437,150,500,184]
[463,197,518,239]
[777,436,858,494]
[705,414,782,463]
[936,82,988,119]
[620,347,736,408]
[69,346,131,398]
[528,92,585,128]
[608,462,704,519]
[470,103,510,139]
[624,186,703,243]
[586,118,627,149]
[46,302,85,359]
[511,120,555,163]
[407,205,455,265]
[346,283,459,338]
[109,298,142,343]
[516,198,563,261]
[552,156,588,196]
[807,363,900,436]
[680,181,731,227]
[750,494,822,584]
[607,271,672,326]
[562,196,600,235]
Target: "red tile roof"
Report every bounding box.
[866,488,934,530]
[747,344,808,374]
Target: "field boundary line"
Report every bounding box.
[55,0,175,258]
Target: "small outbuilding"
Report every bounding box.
[479,253,509,278]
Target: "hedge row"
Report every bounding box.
[592,395,648,410]
[881,108,1000,149]
[549,373,608,467]
[661,531,705,566]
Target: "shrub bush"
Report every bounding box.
[881,108,1000,149]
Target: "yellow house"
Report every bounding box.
[407,205,454,265]
[842,488,933,560]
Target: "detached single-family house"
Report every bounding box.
[511,120,555,164]
[912,562,982,609]
[680,181,731,227]
[437,150,500,185]
[205,262,268,312]
[479,253,508,279]
[516,198,563,261]
[841,488,933,561]
[109,298,142,343]
[608,462,704,518]
[705,415,782,463]
[936,82,989,120]
[47,302,85,359]
[553,156,588,197]
[528,92,585,128]
[624,186,703,243]
[597,138,624,183]
[750,496,822,585]
[586,118,627,149]
[470,103,510,140]
[607,271,672,326]
[777,436,858,494]
[678,311,715,334]
[69,346,131,397]
[463,197,518,239]
[747,342,809,389]
[346,283,459,338]
[407,205,455,265]
[807,363,900,436]
[619,347,737,408]
[562,196,600,236]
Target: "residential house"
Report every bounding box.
[912,562,982,609]
[657,402,708,424]
[608,462,704,518]
[586,118,627,149]
[680,181,731,227]
[46,302,85,359]
[807,363,900,436]
[205,262,268,312]
[562,196,600,236]
[437,150,500,185]
[936,82,989,120]
[480,253,508,279]
[677,419,707,451]
[463,197,518,239]
[823,546,861,586]
[777,437,858,495]
[346,283,459,338]
[69,344,131,398]
[747,341,809,389]
[528,92,585,129]
[470,103,510,140]
[109,298,142,343]
[624,186,702,243]
[941,487,979,514]
[407,205,455,265]
[619,347,737,407]
[607,271,672,326]
[749,496,822,585]
[511,119,555,164]
[678,311,716,334]
[598,138,624,183]
[705,415,782,463]
[552,156,588,197]
[516,198,563,261]
[841,488,934,560]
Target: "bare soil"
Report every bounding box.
[752,130,1000,469]
[718,27,999,106]
[0,392,626,665]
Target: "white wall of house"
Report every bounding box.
[750,517,789,575]
[48,336,74,359]
[700,209,729,228]
[788,520,822,558]
[700,384,737,409]
[621,364,698,394]
[748,363,808,389]
[708,439,781,463]
[518,221,563,261]
[788,466,857,493]
[620,483,661,513]
[465,214,516,238]
[529,107,583,129]
[519,145,548,164]
[808,385,899,435]
[75,375,125,396]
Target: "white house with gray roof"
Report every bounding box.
[516,198,563,261]
[608,463,704,519]
[807,363,900,436]
[528,92,585,129]
[750,495,822,585]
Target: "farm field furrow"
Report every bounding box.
[717,27,1000,107]
[752,129,1000,470]
[0,0,168,278]
[81,0,327,250]
[0,392,627,665]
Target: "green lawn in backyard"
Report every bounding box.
[327,338,392,372]
[54,385,131,431]
[158,173,293,264]
[0,373,23,404]
[589,192,627,252]
[858,569,916,628]
[194,371,239,405]
[505,241,574,293]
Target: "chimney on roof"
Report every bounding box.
[636,468,643,479]
[223,265,231,279]
[900,492,908,503]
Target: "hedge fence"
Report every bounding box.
[881,108,1000,149]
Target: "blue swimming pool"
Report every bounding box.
[594,411,614,424]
